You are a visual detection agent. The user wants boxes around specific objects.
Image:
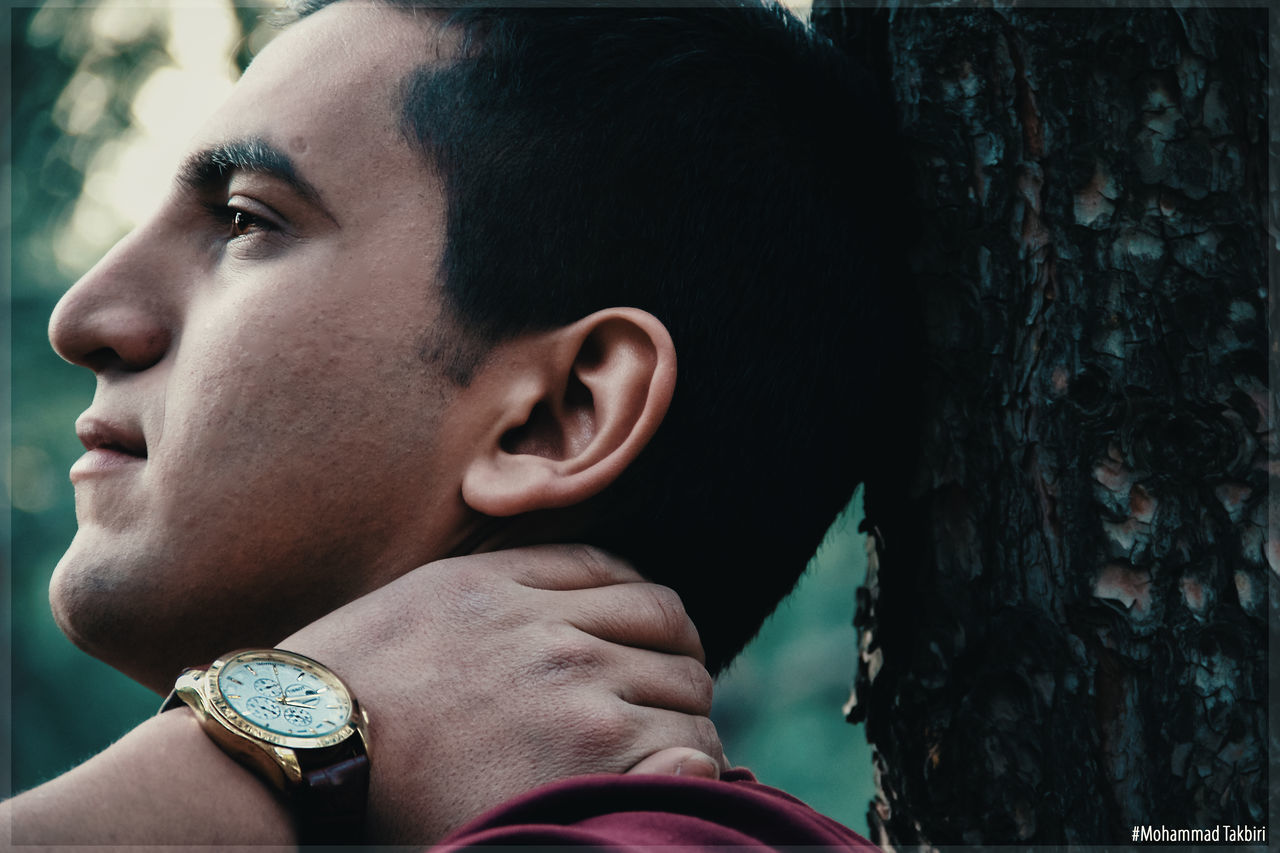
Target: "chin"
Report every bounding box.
[49,549,112,653]
[49,542,312,695]
[49,547,182,694]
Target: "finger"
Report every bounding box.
[597,642,714,716]
[432,544,645,591]
[617,703,728,772]
[557,583,704,662]
[520,629,712,716]
[627,747,721,779]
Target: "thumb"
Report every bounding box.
[626,747,722,780]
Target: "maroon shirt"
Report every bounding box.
[436,768,877,850]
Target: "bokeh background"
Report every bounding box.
[7,0,875,833]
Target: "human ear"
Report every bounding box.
[461,308,676,517]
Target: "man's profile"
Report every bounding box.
[8,0,910,846]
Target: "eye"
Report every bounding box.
[200,196,286,255]
[228,208,269,240]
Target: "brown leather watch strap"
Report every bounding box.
[292,736,371,845]
[159,688,184,713]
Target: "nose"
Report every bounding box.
[49,229,174,374]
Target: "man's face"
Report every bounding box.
[47,3,472,691]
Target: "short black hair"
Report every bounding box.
[290,0,915,674]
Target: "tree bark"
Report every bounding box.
[814,3,1271,846]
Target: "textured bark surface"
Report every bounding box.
[814,4,1271,847]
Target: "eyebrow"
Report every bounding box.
[178,138,336,223]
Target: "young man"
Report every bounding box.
[6,0,907,846]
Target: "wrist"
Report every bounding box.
[273,635,449,844]
[5,709,294,846]
[161,648,370,845]
[146,709,298,844]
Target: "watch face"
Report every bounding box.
[210,650,354,742]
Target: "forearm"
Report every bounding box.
[2,709,294,849]
[1,547,723,848]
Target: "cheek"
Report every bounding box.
[163,302,379,452]
[154,288,444,500]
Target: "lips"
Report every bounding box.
[76,417,148,459]
[70,415,148,482]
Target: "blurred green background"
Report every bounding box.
[7,0,874,835]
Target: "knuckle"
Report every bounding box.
[644,584,691,638]
[569,544,612,585]
[570,544,636,586]
[534,630,604,684]
[559,700,633,764]
[686,660,715,712]
[692,714,720,754]
[582,703,632,748]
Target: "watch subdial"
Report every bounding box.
[283,707,314,728]
[254,677,282,697]
[284,683,321,707]
[246,695,283,720]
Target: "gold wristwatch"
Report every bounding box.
[159,648,371,844]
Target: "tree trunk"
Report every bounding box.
[813,3,1271,846]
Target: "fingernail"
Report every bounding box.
[675,753,720,779]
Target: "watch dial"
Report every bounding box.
[217,655,353,738]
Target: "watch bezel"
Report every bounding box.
[203,648,359,750]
